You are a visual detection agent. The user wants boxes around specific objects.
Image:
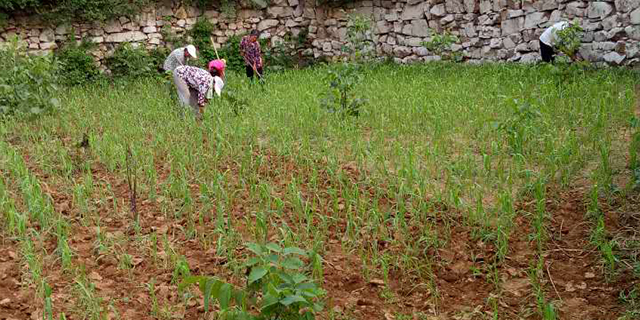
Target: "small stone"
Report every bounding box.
[604,51,626,64]
[585,272,596,279]
[587,2,614,19]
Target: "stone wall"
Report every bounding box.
[1,0,639,67]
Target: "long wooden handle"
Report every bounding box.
[209,36,220,60]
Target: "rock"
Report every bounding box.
[322,41,332,52]
[602,15,620,30]
[430,4,446,17]
[632,7,640,24]
[520,52,538,63]
[410,19,429,37]
[267,6,293,18]
[504,36,516,49]
[595,30,609,41]
[175,7,188,20]
[142,26,157,33]
[288,0,298,5]
[462,22,477,37]
[401,2,426,20]
[393,45,412,57]
[414,46,429,56]
[501,17,524,36]
[104,20,122,34]
[587,2,614,19]
[39,42,55,50]
[176,19,186,27]
[626,25,640,40]
[385,13,398,21]
[480,0,492,13]
[566,2,586,17]
[376,21,389,34]
[257,19,279,31]
[39,28,54,42]
[616,0,640,12]
[604,51,626,64]
[445,0,465,13]
[490,38,502,48]
[524,12,546,29]
[55,24,69,35]
[464,0,478,13]
[541,0,558,11]
[506,10,524,19]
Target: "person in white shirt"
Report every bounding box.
[539,21,569,63]
[163,45,198,72]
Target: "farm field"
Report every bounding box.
[1,63,639,320]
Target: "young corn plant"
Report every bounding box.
[180,242,325,320]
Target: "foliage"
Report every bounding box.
[55,36,101,85]
[342,14,374,62]
[106,43,158,79]
[556,20,584,59]
[493,99,542,156]
[217,35,246,72]
[160,24,186,49]
[321,14,371,117]
[1,0,150,24]
[320,63,365,117]
[422,29,462,62]
[188,18,215,53]
[0,37,60,117]
[180,242,325,320]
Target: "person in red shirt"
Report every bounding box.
[240,30,263,83]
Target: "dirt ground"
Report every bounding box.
[0,148,637,320]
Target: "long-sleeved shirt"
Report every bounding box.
[540,21,569,47]
[175,66,214,107]
[240,36,262,68]
[163,47,187,72]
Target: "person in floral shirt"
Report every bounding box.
[173,62,225,119]
[240,30,263,82]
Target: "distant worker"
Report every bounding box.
[163,44,198,72]
[240,30,263,83]
[539,21,569,63]
[172,62,224,119]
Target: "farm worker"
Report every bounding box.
[163,44,198,72]
[240,30,263,82]
[209,59,226,80]
[173,64,224,119]
[539,21,569,63]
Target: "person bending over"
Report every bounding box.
[172,62,224,119]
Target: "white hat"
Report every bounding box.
[186,45,197,59]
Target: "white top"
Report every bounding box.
[539,21,569,47]
[163,47,187,72]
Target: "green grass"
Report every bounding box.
[0,62,637,318]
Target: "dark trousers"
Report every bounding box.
[540,40,555,63]
[245,65,263,80]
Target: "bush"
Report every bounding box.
[56,36,101,85]
[0,37,60,117]
[1,0,150,24]
[106,43,158,78]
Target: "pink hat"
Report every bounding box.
[209,59,226,72]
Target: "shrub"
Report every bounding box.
[106,43,157,78]
[0,37,60,117]
[1,0,150,24]
[180,242,325,320]
[56,36,101,85]
[556,20,584,60]
[421,29,463,62]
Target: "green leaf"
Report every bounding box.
[203,278,217,313]
[292,273,308,284]
[282,257,304,269]
[296,282,317,291]
[261,293,279,308]
[280,294,307,306]
[265,242,282,253]
[219,283,232,310]
[178,276,206,291]
[283,247,307,257]
[243,257,260,268]
[248,267,268,284]
[246,242,263,255]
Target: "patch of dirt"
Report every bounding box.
[0,242,36,320]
